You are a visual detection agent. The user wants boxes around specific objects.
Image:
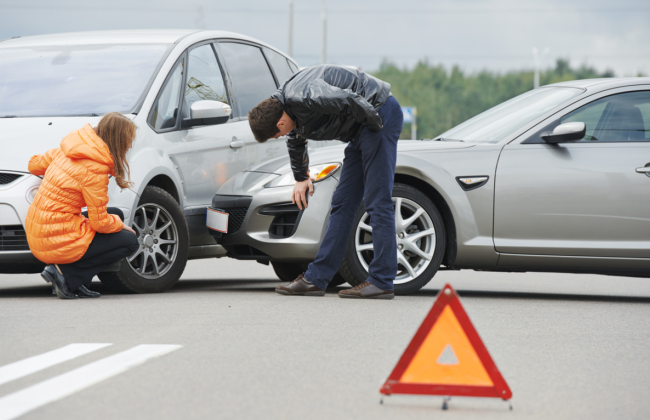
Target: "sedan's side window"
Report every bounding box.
[218,42,278,118]
[263,48,295,87]
[183,44,228,119]
[148,57,185,131]
[562,91,650,142]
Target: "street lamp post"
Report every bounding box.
[287,0,293,57]
[532,47,549,89]
[321,0,327,64]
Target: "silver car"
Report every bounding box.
[0,29,337,292]
[210,77,650,294]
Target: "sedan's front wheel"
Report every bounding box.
[338,183,445,295]
[98,186,189,293]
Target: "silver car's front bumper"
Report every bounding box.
[211,171,339,262]
[0,173,45,272]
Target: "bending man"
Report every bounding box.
[248,64,403,299]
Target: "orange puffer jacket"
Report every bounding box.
[25,124,124,264]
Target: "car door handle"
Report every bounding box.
[230,138,245,149]
[635,167,650,173]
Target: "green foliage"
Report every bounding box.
[372,59,615,139]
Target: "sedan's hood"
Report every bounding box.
[246,144,346,174]
[397,139,475,152]
[246,140,474,174]
[0,116,110,172]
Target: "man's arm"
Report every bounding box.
[297,79,384,132]
[286,130,313,210]
[286,130,310,181]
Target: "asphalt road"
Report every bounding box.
[1,258,650,419]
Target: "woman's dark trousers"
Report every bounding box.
[58,208,139,291]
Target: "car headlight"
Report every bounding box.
[26,186,39,204]
[266,163,341,188]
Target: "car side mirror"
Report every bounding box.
[541,122,586,144]
[182,100,232,129]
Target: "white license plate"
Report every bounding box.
[206,207,228,233]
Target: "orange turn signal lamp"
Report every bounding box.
[310,163,341,182]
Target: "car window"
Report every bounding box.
[0,44,169,117]
[183,44,228,119]
[287,60,298,73]
[148,57,184,131]
[263,48,294,86]
[562,91,650,142]
[218,42,278,118]
[437,87,582,144]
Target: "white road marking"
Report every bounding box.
[0,344,182,420]
[0,343,112,386]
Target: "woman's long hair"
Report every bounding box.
[94,112,136,190]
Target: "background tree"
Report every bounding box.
[372,59,616,139]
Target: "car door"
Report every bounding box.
[177,42,250,209]
[147,54,187,196]
[494,88,650,260]
[216,42,290,167]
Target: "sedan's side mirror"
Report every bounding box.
[542,122,586,144]
[182,100,232,129]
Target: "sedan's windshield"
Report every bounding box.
[0,44,169,117]
[437,87,583,143]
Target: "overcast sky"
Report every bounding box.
[1,0,648,75]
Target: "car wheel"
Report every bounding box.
[271,261,347,287]
[339,183,445,295]
[98,186,189,293]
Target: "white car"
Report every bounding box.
[0,29,333,292]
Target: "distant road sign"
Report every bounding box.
[401,107,417,139]
[402,107,415,123]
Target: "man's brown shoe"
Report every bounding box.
[275,274,326,296]
[338,281,395,299]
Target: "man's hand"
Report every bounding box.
[122,225,137,235]
[292,179,314,210]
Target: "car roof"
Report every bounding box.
[0,29,271,48]
[546,77,650,91]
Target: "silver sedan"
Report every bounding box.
[209,77,650,294]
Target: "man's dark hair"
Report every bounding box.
[248,98,285,143]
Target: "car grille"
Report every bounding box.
[0,173,23,185]
[211,195,253,235]
[0,225,30,251]
[220,206,249,234]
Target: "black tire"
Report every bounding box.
[98,186,189,293]
[271,261,347,287]
[339,183,446,295]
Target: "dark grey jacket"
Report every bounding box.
[270,65,392,181]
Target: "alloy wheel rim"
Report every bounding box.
[354,197,436,285]
[127,203,179,279]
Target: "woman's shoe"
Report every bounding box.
[76,285,100,298]
[50,267,77,300]
[41,266,58,295]
[40,265,56,284]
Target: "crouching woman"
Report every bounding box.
[25,112,140,299]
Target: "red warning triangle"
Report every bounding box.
[380,284,512,400]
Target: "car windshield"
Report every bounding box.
[0,44,169,117]
[436,87,583,143]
